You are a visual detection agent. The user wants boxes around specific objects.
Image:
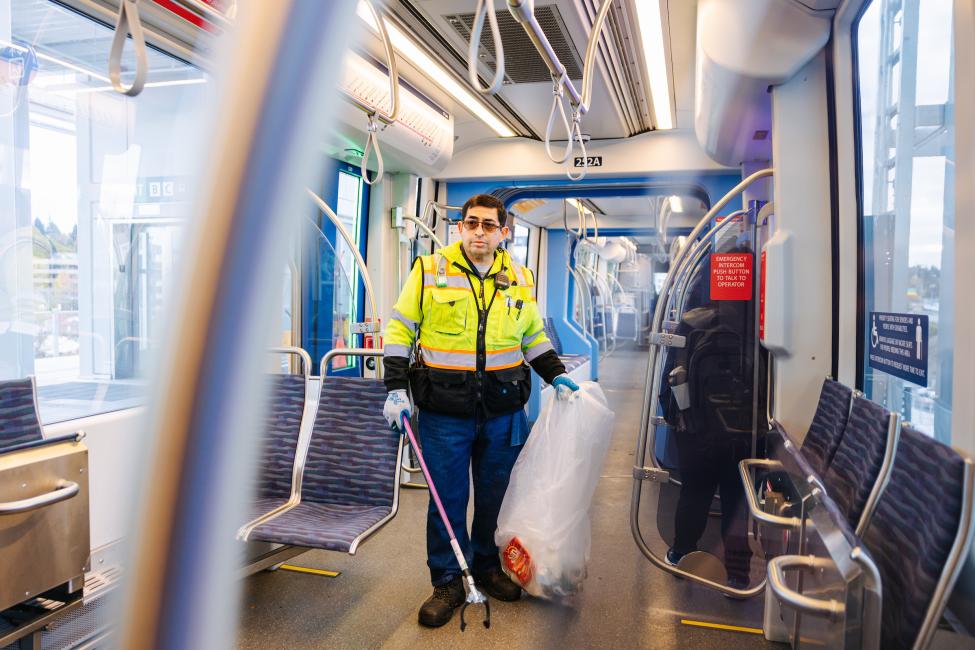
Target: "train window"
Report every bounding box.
[0,0,205,423]
[509,223,530,266]
[302,161,369,374]
[856,0,955,440]
[331,170,364,371]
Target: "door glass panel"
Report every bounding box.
[647,209,766,589]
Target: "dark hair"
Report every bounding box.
[461,194,507,226]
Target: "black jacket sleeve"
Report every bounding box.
[383,356,410,393]
[528,349,566,385]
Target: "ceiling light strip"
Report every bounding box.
[632,0,673,130]
[355,1,515,138]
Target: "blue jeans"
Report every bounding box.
[417,408,529,586]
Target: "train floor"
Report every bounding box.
[236,345,784,649]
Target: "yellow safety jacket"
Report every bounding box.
[383,241,564,418]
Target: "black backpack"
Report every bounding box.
[660,306,753,437]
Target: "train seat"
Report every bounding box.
[859,426,974,650]
[752,379,855,525]
[247,371,309,523]
[772,426,975,650]
[541,317,589,379]
[743,386,896,561]
[0,377,45,450]
[247,376,403,554]
[0,377,90,618]
[822,396,898,531]
[791,378,855,475]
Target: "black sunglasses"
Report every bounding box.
[461,218,502,234]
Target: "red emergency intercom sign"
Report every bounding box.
[710,253,753,301]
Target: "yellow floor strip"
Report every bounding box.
[279,564,341,578]
[680,619,763,635]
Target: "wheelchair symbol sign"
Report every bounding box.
[867,311,928,386]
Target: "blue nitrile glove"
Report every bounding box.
[383,389,412,431]
[552,374,580,401]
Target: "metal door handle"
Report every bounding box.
[0,480,80,515]
[767,555,845,620]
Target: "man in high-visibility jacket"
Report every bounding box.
[383,193,579,627]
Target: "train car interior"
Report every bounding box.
[0,0,972,648]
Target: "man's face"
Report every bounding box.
[459,205,509,261]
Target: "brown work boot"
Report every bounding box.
[474,567,522,602]
[418,577,465,627]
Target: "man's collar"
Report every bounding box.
[441,241,506,277]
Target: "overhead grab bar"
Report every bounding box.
[509,0,612,181]
[359,0,400,186]
[109,0,148,96]
[507,0,612,116]
[468,0,506,95]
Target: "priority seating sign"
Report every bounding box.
[868,311,929,386]
[710,253,753,301]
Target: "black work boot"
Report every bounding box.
[474,567,522,602]
[418,577,465,627]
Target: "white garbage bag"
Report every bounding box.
[495,381,615,599]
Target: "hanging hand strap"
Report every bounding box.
[361,115,385,186]
[468,0,505,95]
[109,0,148,97]
[565,110,589,181]
[544,74,573,164]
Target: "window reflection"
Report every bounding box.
[0,0,206,422]
[857,0,955,440]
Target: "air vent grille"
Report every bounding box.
[444,5,583,84]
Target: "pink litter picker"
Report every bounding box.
[400,413,491,631]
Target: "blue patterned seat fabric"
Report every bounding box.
[0,377,44,452]
[798,379,853,476]
[543,317,563,355]
[822,396,891,529]
[249,373,306,519]
[862,425,967,650]
[251,377,398,552]
[541,317,588,381]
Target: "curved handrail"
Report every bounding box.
[738,458,803,529]
[109,0,148,96]
[0,480,79,515]
[629,168,774,596]
[671,209,748,317]
[767,555,845,619]
[468,0,505,95]
[402,214,445,249]
[363,0,399,123]
[854,413,900,537]
[307,189,379,334]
